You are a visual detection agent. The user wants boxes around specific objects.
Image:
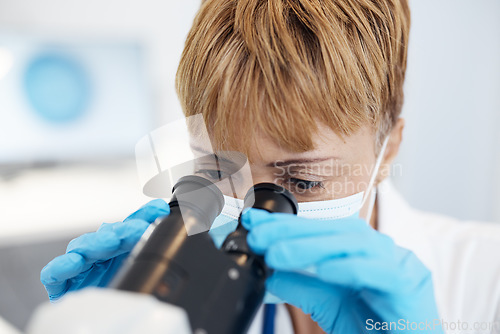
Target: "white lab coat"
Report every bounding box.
[248,180,500,334]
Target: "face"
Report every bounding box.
[246,122,379,202]
[194,119,404,217]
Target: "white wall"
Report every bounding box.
[394,0,500,222]
[0,0,202,125]
[0,1,203,244]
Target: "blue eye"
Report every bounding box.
[287,178,324,190]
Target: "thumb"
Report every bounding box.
[266,271,348,332]
[124,199,169,223]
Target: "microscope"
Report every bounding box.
[26,175,297,334]
[109,175,298,334]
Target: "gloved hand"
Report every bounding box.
[241,209,443,334]
[40,199,169,301]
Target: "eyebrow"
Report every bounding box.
[190,144,338,167]
[267,157,338,167]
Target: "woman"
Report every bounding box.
[41,0,500,333]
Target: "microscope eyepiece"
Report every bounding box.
[243,182,298,214]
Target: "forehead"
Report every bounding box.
[239,122,376,165]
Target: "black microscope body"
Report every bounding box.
[111,175,298,334]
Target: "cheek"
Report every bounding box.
[349,158,380,190]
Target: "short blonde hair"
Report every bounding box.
[176,0,411,158]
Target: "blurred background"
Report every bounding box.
[0,0,499,331]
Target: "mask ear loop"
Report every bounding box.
[358,135,390,222]
[364,188,377,223]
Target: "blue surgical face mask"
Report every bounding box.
[208,136,389,303]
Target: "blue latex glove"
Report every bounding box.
[241,208,444,334]
[40,199,169,301]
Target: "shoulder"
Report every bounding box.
[377,179,500,323]
[377,179,500,244]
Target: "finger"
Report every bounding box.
[124,199,169,223]
[44,283,68,302]
[242,208,365,230]
[316,248,433,293]
[266,271,349,333]
[269,271,394,332]
[96,253,129,287]
[69,218,152,261]
[264,233,374,270]
[266,270,346,312]
[40,253,86,297]
[240,208,276,230]
[41,253,86,283]
[316,257,402,292]
[66,231,121,262]
[107,218,150,250]
[246,215,368,255]
[97,222,114,233]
